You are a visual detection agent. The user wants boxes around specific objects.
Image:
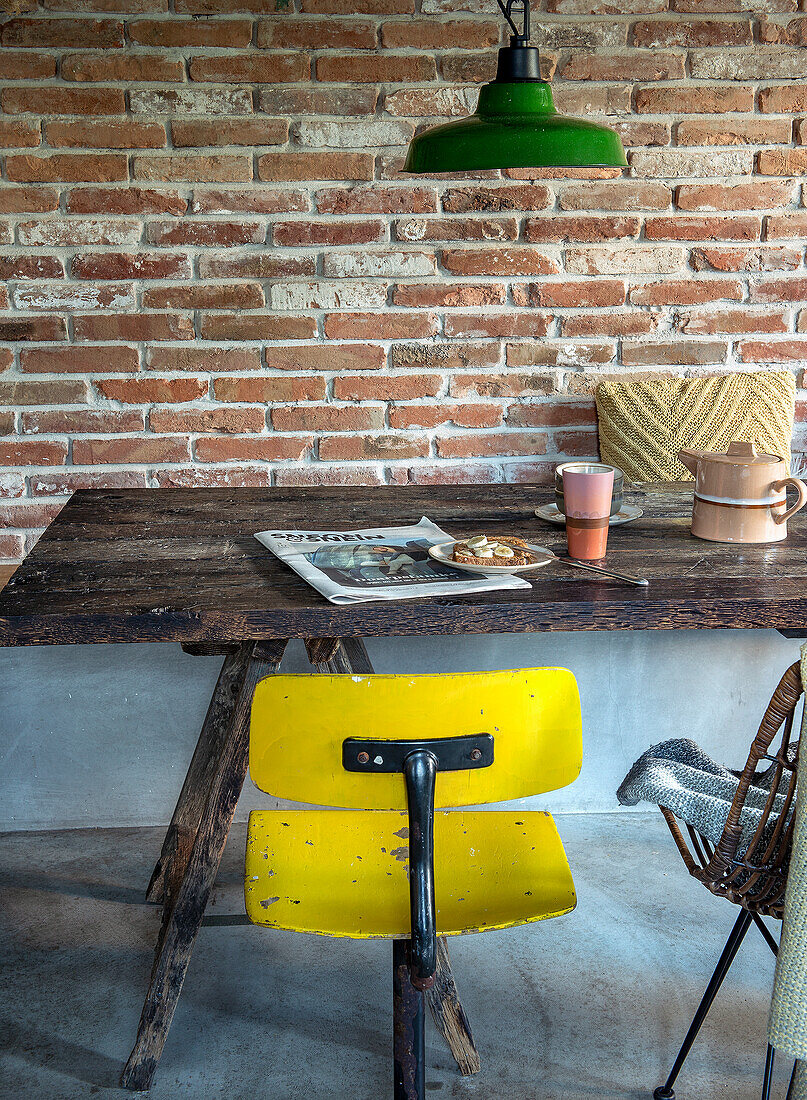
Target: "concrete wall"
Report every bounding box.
[0,628,799,832]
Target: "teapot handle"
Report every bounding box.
[771,477,807,525]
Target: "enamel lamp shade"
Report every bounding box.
[403,2,627,173]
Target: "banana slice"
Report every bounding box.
[476,547,495,558]
[466,535,488,550]
[492,544,514,559]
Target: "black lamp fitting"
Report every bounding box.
[494,0,543,83]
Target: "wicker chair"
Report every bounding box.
[654,661,804,1100]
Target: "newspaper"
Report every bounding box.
[254,516,532,605]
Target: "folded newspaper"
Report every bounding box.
[254,516,532,605]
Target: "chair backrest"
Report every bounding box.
[595,371,795,482]
[662,661,804,918]
[249,668,582,809]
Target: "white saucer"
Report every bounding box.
[428,539,556,575]
[534,502,643,527]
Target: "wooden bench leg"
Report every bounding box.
[304,636,481,1078]
[121,639,287,1091]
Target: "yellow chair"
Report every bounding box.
[245,667,583,1099]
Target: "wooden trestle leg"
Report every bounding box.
[304,637,481,1078]
[122,639,288,1091]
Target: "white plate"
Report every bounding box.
[428,539,556,575]
[534,502,644,527]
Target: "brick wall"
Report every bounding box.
[1,0,806,562]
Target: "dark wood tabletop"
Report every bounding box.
[0,482,805,646]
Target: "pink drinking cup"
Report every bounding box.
[561,463,615,561]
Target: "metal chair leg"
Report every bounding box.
[785,1060,798,1100]
[761,1045,775,1100]
[394,939,425,1100]
[654,909,753,1100]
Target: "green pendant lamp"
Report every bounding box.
[403,0,627,173]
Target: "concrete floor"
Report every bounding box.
[0,814,793,1100]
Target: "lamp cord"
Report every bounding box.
[496,0,530,44]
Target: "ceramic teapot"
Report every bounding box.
[678,441,807,543]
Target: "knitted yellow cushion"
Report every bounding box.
[595,371,795,482]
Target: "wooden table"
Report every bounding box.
[1,482,806,1090]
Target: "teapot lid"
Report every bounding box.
[708,440,783,465]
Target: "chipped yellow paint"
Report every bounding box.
[249,668,582,809]
[245,809,576,938]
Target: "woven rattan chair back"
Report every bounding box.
[659,661,804,919]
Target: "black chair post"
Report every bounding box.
[393,939,425,1100]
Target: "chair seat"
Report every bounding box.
[245,809,576,938]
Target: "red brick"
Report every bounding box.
[562,51,684,80]
[129,18,252,46]
[30,469,147,494]
[273,220,384,246]
[72,253,191,280]
[73,437,191,464]
[133,155,252,183]
[442,185,551,213]
[171,119,288,148]
[2,87,126,116]
[7,154,128,183]
[507,343,614,367]
[191,189,309,215]
[0,316,67,341]
[197,254,315,279]
[390,403,502,429]
[146,220,264,246]
[61,53,184,81]
[629,279,744,306]
[45,120,166,149]
[96,377,208,404]
[195,436,313,462]
[302,0,413,11]
[440,54,503,83]
[258,152,374,182]
[758,150,807,175]
[676,180,798,211]
[74,313,194,341]
[524,216,640,243]
[257,17,376,48]
[561,312,659,337]
[0,502,65,530]
[636,85,754,113]
[0,440,67,466]
[759,85,807,113]
[334,375,442,401]
[761,16,807,45]
[258,86,378,116]
[151,466,272,488]
[317,55,435,82]
[443,313,552,338]
[190,53,308,82]
[0,380,87,407]
[767,214,807,239]
[553,430,599,457]
[508,401,596,428]
[1,18,124,47]
[275,465,387,487]
[677,118,792,146]
[214,376,328,403]
[441,249,558,276]
[317,186,437,215]
[738,339,807,363]
[381,19,498,48]
[645,215,761,241]
[449,373,557,398]
[694,247,801,273]
[271,406,385,432]
[147,348,261,373]
[151,407,266,434]
[0,256,62,279]
[142,283,264,309]
[400,462,503,486]
[0,187,59,213]
[21,409,146,434]
[21,346,138,375]
[0,533,24,559]
[621,341,728,366]
[0,472,25,500]
[267,345,386,372]
[513,280,626,308]
[66,187,186,215]
[390,343,498,370]
[633,17,752,45]
[18,220,141,247]
[324,313,437,340]
[0,51,56,80]
[0,120,40,148]
[678,309,789,335]
[200,314,317,341]
[396,217,518,243]
[437,432,547,459]
[320,434,428,460]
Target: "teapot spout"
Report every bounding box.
[678,448,702,477]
